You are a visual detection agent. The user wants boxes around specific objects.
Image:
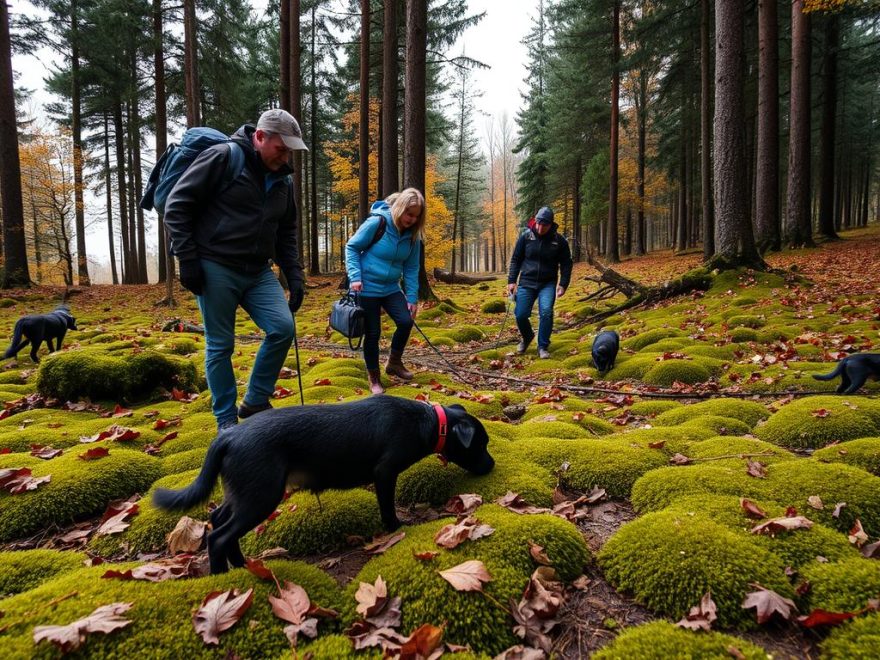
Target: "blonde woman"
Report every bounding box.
[346,188,426,394]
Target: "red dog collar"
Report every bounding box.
[432,404,448,465]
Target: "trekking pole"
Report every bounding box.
[291,313,305,406]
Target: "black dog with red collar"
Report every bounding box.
[154,395,495,574]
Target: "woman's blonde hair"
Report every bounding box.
[386,188,426,243]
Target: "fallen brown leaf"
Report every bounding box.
[438,560,492,592]
[192,588,254,646]
[32,602,133,652]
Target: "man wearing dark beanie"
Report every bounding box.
[507,206,573,359]
[164,109,307,430]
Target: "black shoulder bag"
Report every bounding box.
[329,291,366,350]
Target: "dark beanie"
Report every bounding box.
[535,206,554,224]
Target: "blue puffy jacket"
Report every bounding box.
[345,200,420,304]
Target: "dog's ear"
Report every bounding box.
[455,420,475,449]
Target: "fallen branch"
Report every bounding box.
[433,268,498,285]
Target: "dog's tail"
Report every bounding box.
[812,361,845,381]
[4,321,23,359]
[153,433,228,510]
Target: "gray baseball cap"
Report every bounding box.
[256,108,309,151]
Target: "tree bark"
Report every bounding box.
[103,112,118,284]
[433,268,496,285]
[309,5,319,274]
[700,0,715,258]
[784,0,814,248]
[0,0,30,287]
[711,0,764,269]
[403,0,433,300]
[280,0,290,110]
[70,0,90,285]
[183,0,200,127]
[755,0,780,252]
[113,101,132,283]
[817,13,839,240]
[153,0,174,301]
[606,0,621,263]
[358,0,370,220]
[291,0,304,259]
[381,0,398,196]
[635,70,647,256]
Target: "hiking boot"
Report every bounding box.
[367,369,385,395]
[385,349,413,381]
[516,335,534,355]
[237,400,273,419]
[538,347,551,359]
[218,418,238,432]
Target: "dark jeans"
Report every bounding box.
[514,281,557,349]
[360,291,413,370]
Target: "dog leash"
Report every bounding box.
[291,313,305,406]
[412,319,473,384]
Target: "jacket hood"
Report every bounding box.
[370,199,393,220]
[527,217,559,234]
[232,124,294,176]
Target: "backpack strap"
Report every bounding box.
[365,215,387,251]
[220,142,245,194]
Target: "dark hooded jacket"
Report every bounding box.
[507,219,573,290]
[163,124,303,286]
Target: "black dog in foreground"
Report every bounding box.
[813,353,880,394]
[154,396,495,573]
[592,330,620,374]
[4,305,77,363]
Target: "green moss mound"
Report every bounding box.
[607,356,657,381]
[664,495,857,568]
[160,447,209,476]
[88,469,221,557]
[297,635,380,659]
[0,560,342,659]
[35,349,198,402]
[677,415,751,437]
[344,504,589,655]
[0,449,162,542]
[241,488,384,556]
[729,327,759,343]
[727,315,765,329]
[756,396,880,449]
[655,399,770,427]
[481,299,507,314]
[622,328,682,351]
[449,325,485,343]
[592,621,768,660]
[598,510,792,627]
[0,549,86,597]
[820,612,880,660]
[631,464,761,513]
[686,436,795,464]
[627,400,682,418]
[813,437,880,476]
[802,558,880,614]
[643,360,711,387]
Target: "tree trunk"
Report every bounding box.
[817,13,839,240]
[130,48,148,284]
[381,0,398,196]
[784,1,814,248]
[606,0,621,263]
[183,0,200,127]
[711,0,764,270]
[433,268,497,285]
[70,0,90,285]
[635,70,647,256]
[103,112,119,284]
[358,0,370,220]
[113,101,132,283]
[280,0,290,110]
[755,0,780,252]
[309,6,319,274]
[291,0,304,259]
[154,0,174,302]
[676,116,688,252]
[403,0,433,300]
[700,0,715,258]
[573,158,582,260]
[0,0,30,287]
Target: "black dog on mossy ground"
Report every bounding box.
[813,353,880,394]
[592,330,620,375]
[154,396,495,573]
[4,304,77,363]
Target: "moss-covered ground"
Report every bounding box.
[1,229,879,657]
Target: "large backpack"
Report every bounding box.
[140,127,245,214]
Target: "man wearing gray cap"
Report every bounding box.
[164,108,308,431]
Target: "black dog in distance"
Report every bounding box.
[813,353,880,394]
[154,396,495,573]
[592,330,620,375]
[4,305,78,363]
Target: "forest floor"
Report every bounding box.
[0,226,879,659]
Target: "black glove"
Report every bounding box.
[288,282,305,315]
[178,260,204,296]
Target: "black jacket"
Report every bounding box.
[163,125,303,286]
[507,220,573,290]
